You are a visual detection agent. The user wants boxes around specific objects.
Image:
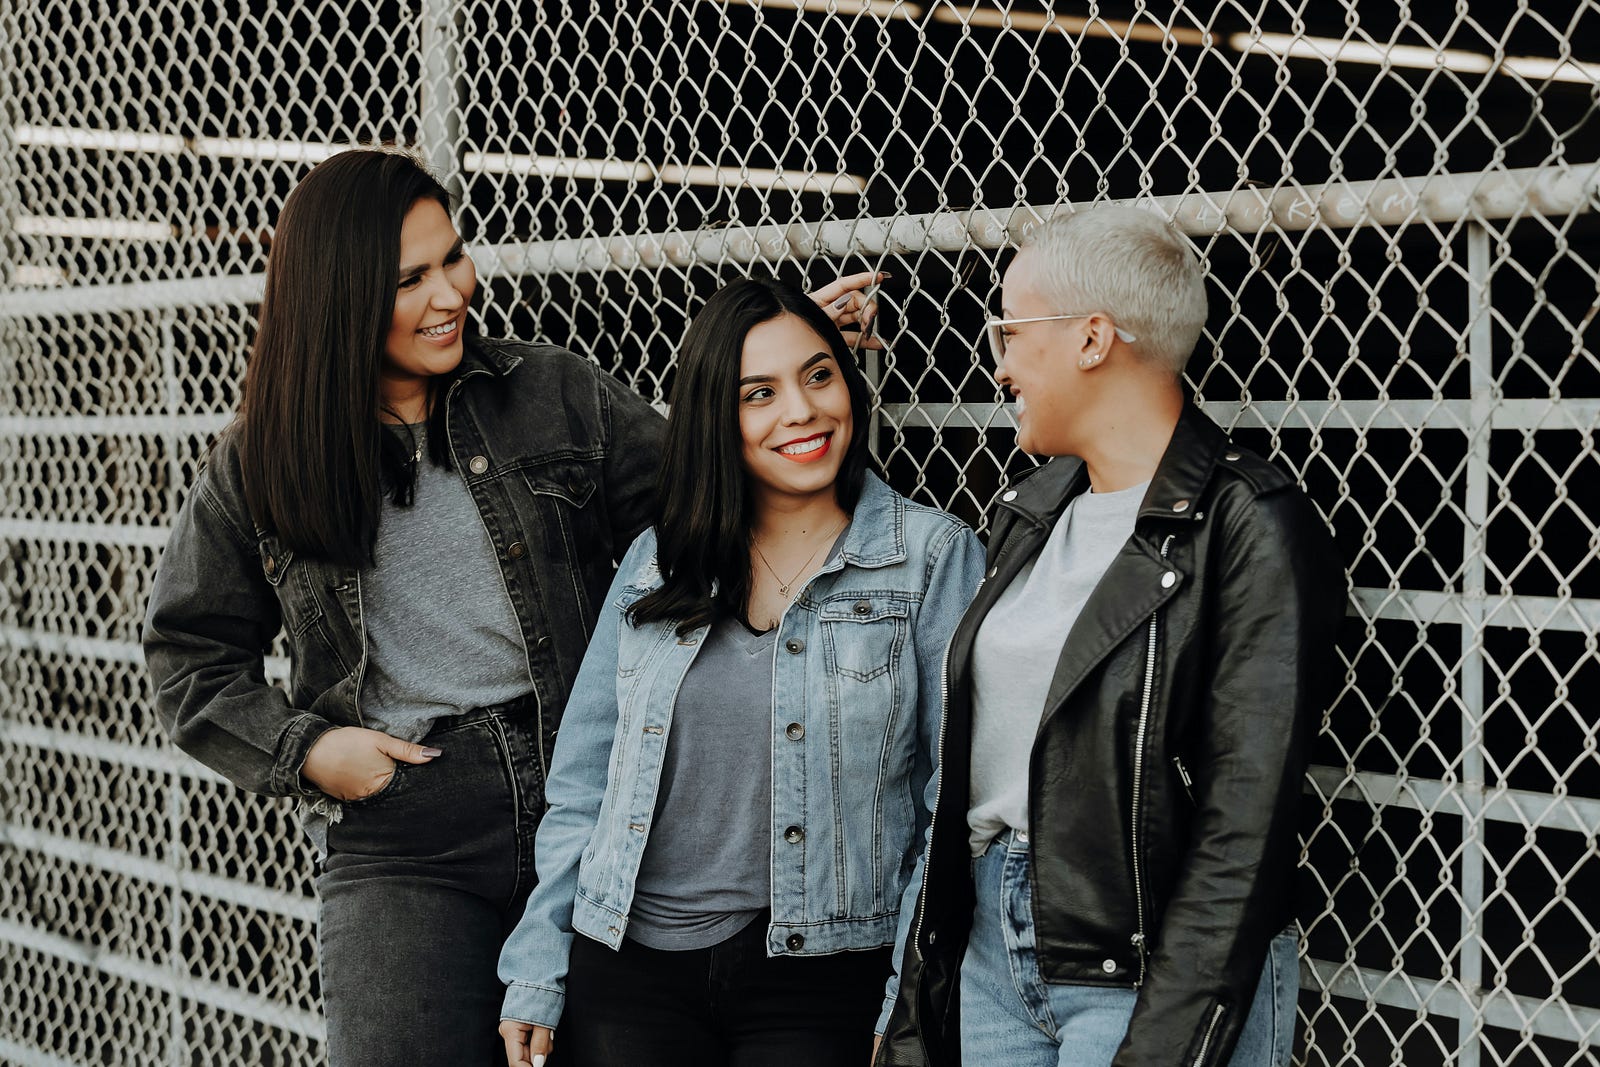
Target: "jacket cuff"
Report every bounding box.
[501,981,565,1031]
[273,713,341,797]
[874,992,898,1036]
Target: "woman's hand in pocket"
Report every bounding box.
[500,1020,554,1067]
[300,726,441,801]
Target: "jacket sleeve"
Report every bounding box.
[498,531,652,1029]
[877,522,985,1034]
[142,470,337,797]
[1113,487,1345,1066]
[595,366,666,552]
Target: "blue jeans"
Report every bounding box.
[316,703,544,1066]
[960,830,1299,1066]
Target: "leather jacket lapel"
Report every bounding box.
[1041,533,1183,723]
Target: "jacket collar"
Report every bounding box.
[629,470,907,594]
[829,470,907,570]
[997,403,1230,529]
[456,335,525,380]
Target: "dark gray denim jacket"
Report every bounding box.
[143,337,666,800]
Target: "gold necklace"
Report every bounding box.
[752,517,848,598]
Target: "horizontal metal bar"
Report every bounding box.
[0,720,227,785]
[1306,765,1600,836]
[0,413,230,436]
[0,626,290,681]
[879,398,1600,434]
[1304,957,1600,1047]
[2,913,1590,1050]
[1,824,317,923]
[0,398,1589,448]
[1,626,149,665]
[4,163,1592,318]
[0,919,323,1041]
[1350,587,1600,634]
[0,518,170,547]
[8,711,1598,835]
[464,165,1600,276]
[0,1038,83,1067]
[0,272,263,318]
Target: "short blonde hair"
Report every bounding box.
[1019,204,1208,376]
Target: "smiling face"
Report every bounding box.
[381,197,476,412]
[994,248,1087,456]
[738,312,855,503]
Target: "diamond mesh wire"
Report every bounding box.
[3,2,1598,1064]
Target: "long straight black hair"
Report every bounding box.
[238,148,456,568]
[628,277,875,635]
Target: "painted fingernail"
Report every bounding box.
[834,295,850,308]
[420,747,443,757]
[532,1056,547,1067]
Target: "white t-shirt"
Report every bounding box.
[966,479,1149,855]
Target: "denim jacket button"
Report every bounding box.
[785,638,805,654]
[852,599,871,615]
[468,455,489,474]
[783,825,804,844]
[507,541,526,559]
[785,722,804,741]
[1101,958,1117,974]
[786,933,805,950]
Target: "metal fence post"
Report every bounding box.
[1457,219,1494,1067]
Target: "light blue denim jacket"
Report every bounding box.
[498,472,983,1032]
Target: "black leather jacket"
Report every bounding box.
[879,405,1345,1066]
[143,338,665,800]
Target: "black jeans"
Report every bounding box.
[557,914,892,1067]
[316,703,544,1067]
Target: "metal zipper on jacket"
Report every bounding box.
[441,373,549,787]
[1129,534,1175,983]
[1192,1003,1226,1066]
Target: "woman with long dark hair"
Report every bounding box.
[496,277,984,1067]
[143,149,882,1065]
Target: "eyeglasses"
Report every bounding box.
[983,313,1138,365]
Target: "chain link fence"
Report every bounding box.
[3,1,1598,1064]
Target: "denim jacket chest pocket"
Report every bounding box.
[255,537,322,638]
[611,578,676,680]
[254,534,361,685]
[817,593,911,684]
[515,457,603,615]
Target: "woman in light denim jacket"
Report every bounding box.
[497,277,983,1067]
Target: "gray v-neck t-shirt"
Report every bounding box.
[967,479,1149,855]
[627,533,847,950]
[627,616,778,950]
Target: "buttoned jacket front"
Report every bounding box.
[498,472,984,1031]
